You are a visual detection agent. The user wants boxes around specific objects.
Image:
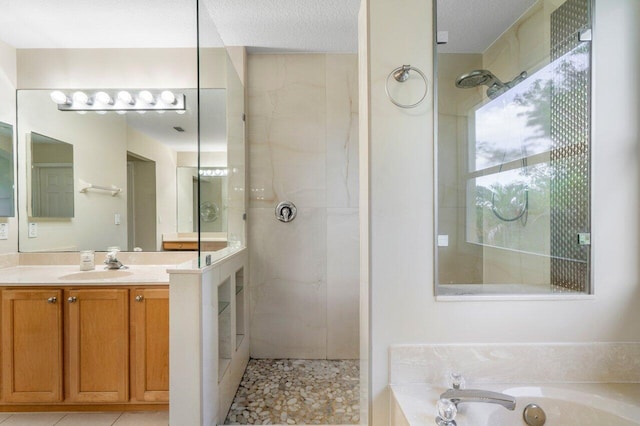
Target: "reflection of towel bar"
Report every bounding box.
[78,179,121,196]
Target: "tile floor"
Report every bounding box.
[0,411,168,426]
[0,360,359,426]
[225,359,360,425]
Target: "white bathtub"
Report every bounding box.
[391,383,640,426]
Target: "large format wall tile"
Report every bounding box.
[249,55,327,209]
[326,55,359,209]
[249,207,328,359]
[327,208,360,359]
[248,54,359,360]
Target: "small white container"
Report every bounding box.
[79,250,95,271]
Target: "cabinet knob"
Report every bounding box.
[135,295,144,302]
[67,296,77,303]
[47,296,57,304]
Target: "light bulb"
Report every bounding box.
[96,110,107,115]
[176,110,186,115]
[116,110,127,115]
[50,91,70,105]
[76,111,87,115]
[95,91,113,105]
[160,90,176,105]
[117,91,135,105]
[156,110,166,114]
[72,91,93,106]
[139,90,156,105]
[137,110,147,114]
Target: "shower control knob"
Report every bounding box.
[275,201,297,223]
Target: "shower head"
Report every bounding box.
[455,69,528,99]
[455,69,500,89]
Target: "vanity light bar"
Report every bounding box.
[199,168,228,177]
[51,90,186,112]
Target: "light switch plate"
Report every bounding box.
[115,213,121,225]
[0,223,8,240]
[28,222,37,238]
[438,235,449,247]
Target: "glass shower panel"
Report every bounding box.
[197,0,231,265]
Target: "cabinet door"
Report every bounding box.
[66,289,129,402]
[1,289,63,402]
[132,288,169,402]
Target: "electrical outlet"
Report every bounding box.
[115,213,121,225]
[28,222,37,238]
[0,223,8,240]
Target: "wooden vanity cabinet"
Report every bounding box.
[1,289,63,403]
[65,289,129,403]
[0,285,170,410]
[130,288,169,402]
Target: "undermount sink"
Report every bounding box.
[60,270,134,280]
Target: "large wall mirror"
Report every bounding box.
[435,0,593,296]
[17,85,234,252]
[0,122,14,217]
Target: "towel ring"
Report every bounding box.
[385,65,429,109]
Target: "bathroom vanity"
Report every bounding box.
[0,264,173,411]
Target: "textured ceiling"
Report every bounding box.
[0,0,536,54]
[203,0,360,53]
[437,0,538,53]
[0,0,212,48]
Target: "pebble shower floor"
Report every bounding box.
[224,359,360,425]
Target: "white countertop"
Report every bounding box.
[0,265,173,285]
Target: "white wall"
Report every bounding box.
[0,40,17,253]
[362,0,640,424]
[18,91,128,251]
[248,54,360,359]
[17,48,197,90]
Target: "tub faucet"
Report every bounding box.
[440,388,516,411]
[104,251,127,270]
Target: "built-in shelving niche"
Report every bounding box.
[235,267,245,350]
[218,278,232,381]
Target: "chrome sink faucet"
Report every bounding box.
[104,250,127,270]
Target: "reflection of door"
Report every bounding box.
[126,153,157,251]
[33,165,74,217]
